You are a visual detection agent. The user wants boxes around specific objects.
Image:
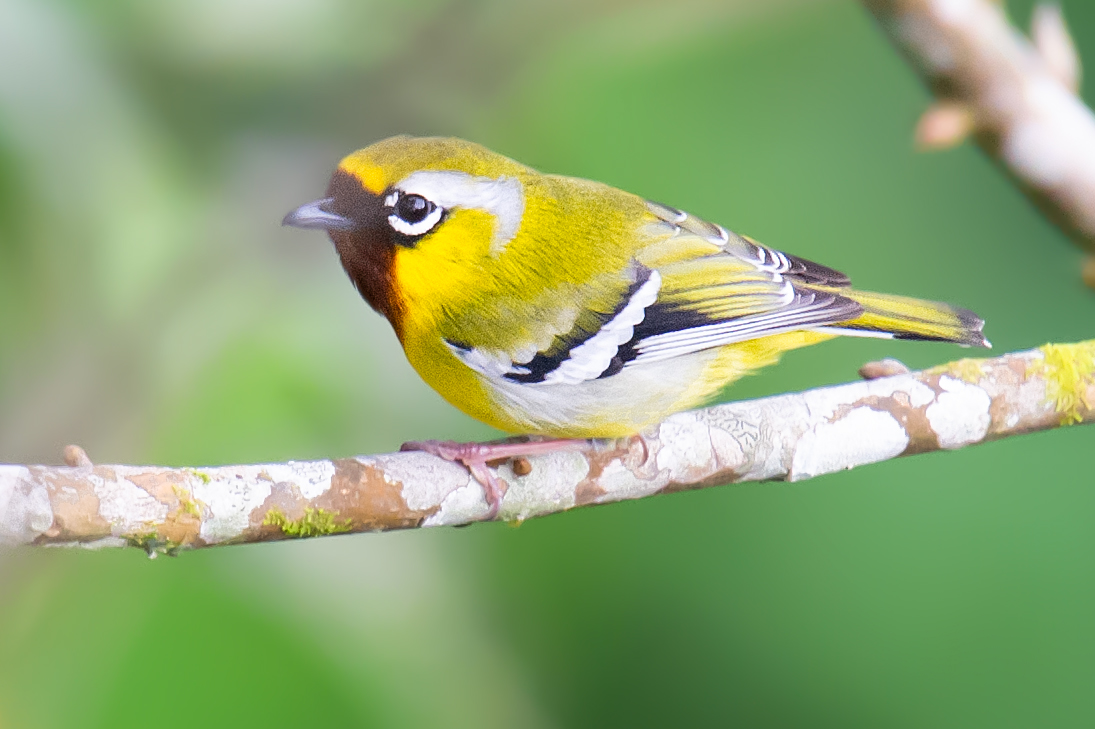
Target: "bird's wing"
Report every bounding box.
[617,201,863,367]
[446,202,862,386]
[642,200,850,287]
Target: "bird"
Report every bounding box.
[283,135,988,517]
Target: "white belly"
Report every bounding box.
[480,348,721,438]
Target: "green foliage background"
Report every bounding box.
[1,0,1093,726]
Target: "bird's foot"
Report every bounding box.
[400,438,588,520]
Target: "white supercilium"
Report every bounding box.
[394,170,525,253]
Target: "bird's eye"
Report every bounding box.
[386,192,443,237]
[395,194,433,223]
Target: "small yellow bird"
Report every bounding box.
[284,136,987,514]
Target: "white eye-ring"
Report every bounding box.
[385,191,444,237]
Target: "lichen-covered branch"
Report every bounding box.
[1,341,1092,555]
[863,0,1095,253]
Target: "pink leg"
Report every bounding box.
[400,438,588,520]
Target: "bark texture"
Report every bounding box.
[2,342,1092,554]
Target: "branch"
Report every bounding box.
[863,0,1095,254]
[2,341,1092,555]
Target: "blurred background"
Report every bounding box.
[1,0,1093,726]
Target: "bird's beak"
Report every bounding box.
[281,197,356,231]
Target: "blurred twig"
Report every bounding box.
[864,0,1095,256]
[2,341,1092,555]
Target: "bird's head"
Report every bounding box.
[283,136,534,333]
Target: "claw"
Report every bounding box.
[401,438,588,520]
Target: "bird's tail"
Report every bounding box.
[822,289,990,348]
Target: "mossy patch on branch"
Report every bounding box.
[263,507,353,538]
[1027,341,1095,425]
[927,357,987,384]
[126,531,182,558]
[172,485,202,518]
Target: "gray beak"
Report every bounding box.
[282,197,356,230]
